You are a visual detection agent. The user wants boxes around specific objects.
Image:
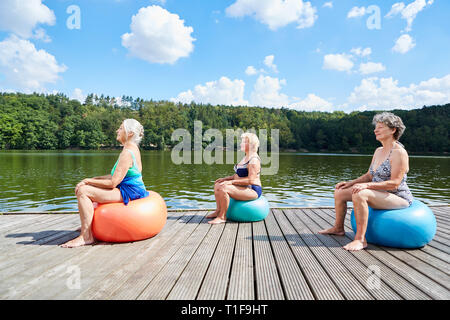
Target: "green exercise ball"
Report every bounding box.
[226,196,270,222]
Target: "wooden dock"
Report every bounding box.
[0,206,449,300]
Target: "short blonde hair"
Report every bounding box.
[241,132,260,152]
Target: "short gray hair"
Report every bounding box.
[372,112,406,140]
[123,119,144,145]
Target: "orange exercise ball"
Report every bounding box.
[92,191,167,243]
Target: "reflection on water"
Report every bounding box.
[0,150,448,212]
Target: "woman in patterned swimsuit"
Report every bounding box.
[319,112,414,251]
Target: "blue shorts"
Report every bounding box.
[250,185,262,198]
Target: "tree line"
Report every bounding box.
[0,92,448,154]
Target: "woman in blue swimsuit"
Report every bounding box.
[61,119,148,248]
[207,132,262,225]
[319,112,414,251]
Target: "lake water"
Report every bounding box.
[0,150,448,212]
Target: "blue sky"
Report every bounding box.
[0,0,449,112]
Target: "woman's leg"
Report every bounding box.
[61,185,122,248]
[208,184,258,225]
[318,187,353,236]
[343,189,409,251]
[207,182,223,219]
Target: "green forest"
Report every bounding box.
[0,92,448,154]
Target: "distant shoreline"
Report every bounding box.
[0,148,448,157]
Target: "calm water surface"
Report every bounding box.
[0,150,448,212]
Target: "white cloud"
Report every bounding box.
[0,0,55,39]
[250,75,289,107]
[348,74,450,110]
[385,2,405,18]
[225,0,318,30]
[323,53,354,72]
[323,2,333,9]
[0,35,67,92]
[359,62,386,75]
[385,0,434,32]
[245,66,258,76]
[171,76,248,106]
[71,88,85,103]
[264,55,278,73]
[347,6,367,18]
[350,47,372,57]
[392,34,416,54]
[121,5,195,64]
[289,93,333,111]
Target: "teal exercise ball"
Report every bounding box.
[351,200,436,249]
[226,196,270,222]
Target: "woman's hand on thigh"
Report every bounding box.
[215,178,225,184]
[335,181,352,190]
[352,183,369,194]
[75,180,87,194]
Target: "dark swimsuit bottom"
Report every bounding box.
[234,155,262,198]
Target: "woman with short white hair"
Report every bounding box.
[319,112,414,251]
[61,119,149,248]
[207,132,263,225]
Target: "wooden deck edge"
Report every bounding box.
[1,205,449,215]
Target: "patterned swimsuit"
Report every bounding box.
[369,144,414,206]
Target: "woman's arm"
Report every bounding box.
[336,149,379,189]
[91,174,112,180]
[348,171,373,185]
[84,152,131,189]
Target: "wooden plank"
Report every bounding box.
[320,207,450,255]
[227,223,255,300]
[300,209,404,300]
[48,211,191,299]
[166,221,225,300]
[0,215,80,267]
[434,213,450,223]
[433,207,450,216]
[1,239,97,299]
[252,219,285,300]
[264,211,315,300]
[415,245,450,266]
[109,211,208,300]
[137,215,212,300]
[313,208,450,287]
[23,242,139,299]
[381,248,450,287]
[435,217,450,228]
[0,214,52,233]
[76,210,194,299]
[0,214,70,247]
[286,209,375,300]
[196,222,238,300]
[319,209,450,299]
[0,215,81,274]
[272,209,344,300]
[312,208,433,299]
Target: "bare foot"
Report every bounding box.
[206,210,219,219]
[318,227,345,236]
[343,240,367,251]
[208,217,226,225]
[61,235,96,248]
